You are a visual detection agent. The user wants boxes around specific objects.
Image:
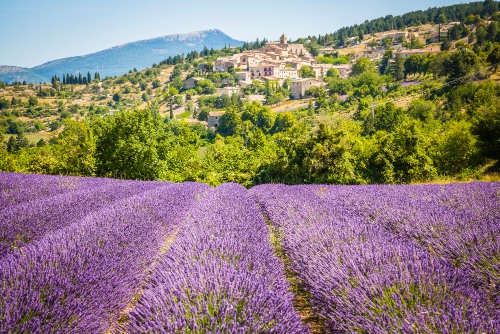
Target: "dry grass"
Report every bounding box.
[4,129,60,145]
[271,98,312,112]
[337,43,370,56]
[490,67,500,82]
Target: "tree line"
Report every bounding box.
[1,75,498,186]
[303,0,499,47]
[51,72,101,86]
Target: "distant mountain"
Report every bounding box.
[0,66,48,84]
[0,29,243,84]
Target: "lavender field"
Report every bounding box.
[0,172,498,333]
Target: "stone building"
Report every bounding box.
[208,111,225,128]
[183,77,204,90]
[221,87,240,97]
[291,78,324,99]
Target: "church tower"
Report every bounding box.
[280,33,288,45]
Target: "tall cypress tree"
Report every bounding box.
[7,136,16,152]
[87,71,92,83]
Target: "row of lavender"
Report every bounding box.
[1,171,498,332]
[328,183,500,300]
[0,178,210,333]
[0,174,166,258]
[0,172,158,209]
[1,174,306,333]
[251,183,499,333]
[119,183,306,333]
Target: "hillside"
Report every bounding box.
[0,173,498,332]
[0,0,500,186]
[304,0,500,47]
[0,29,243,84]
[0,66,48,84]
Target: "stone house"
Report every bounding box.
[221,87,240,97]
[183,77,204,90]
[208,111,225,128]
[291,78,324,99]
[236,71,251,82]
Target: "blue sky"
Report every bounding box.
[1,0,467,68]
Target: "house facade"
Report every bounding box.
[212,34,315,84]
[208,111,225,128]
[221,87,240,97]
[291,78,324,99]
[183,77,204,90]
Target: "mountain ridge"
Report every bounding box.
[0,29,243,84]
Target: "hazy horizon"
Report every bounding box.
[1,0,467,68]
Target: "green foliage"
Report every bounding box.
[434,121,479,175]
[443,48,478,85]
[49,121,61,132]
[326,77,352,95]
[465,14,481,25]
[266,92,286,105]
[449,23,470,40]
[195,79,216,95]
[352,71,384,98]
[7,136,17,153]
[28,97,38,107]
[93,108,163,179]
[351,58,376,77]
[218,109,241,137]
[326,68,340,78]
[382,38,393,48]
[152,79,161,88]
[386,53,405,81]
[304,122,369,184]
[299,65,316,78]
[408,99,437,123]
[0,98,9,110]
[308,43,320,57]
[270,112,296,134]
[403,54,435,77]
[112,92,122,102]
[369,121,437,183]
[316,54,350,65]
[403,37,425,49]
[362,103,406,135]
[473,102,500,160]
[487,45,500,68]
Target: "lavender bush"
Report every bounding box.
[0,182,208,333]
[0,179,165,257]
[316,183,500,302]
[1,172,497,333]
[122,183,307,333]
[0,172,142,209]
[251,184,498,333]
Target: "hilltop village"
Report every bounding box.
[208,34,342,99]
[182,27,449,127]
[1,23,466,131]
